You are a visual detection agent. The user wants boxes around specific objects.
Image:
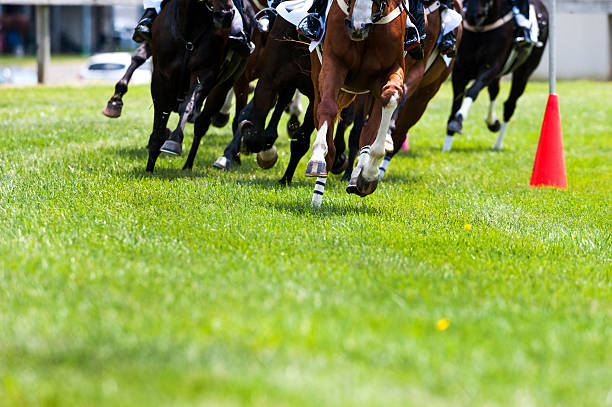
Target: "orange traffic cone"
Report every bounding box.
[530,94,567,189]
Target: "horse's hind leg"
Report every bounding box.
[104,42,150,118]
[279,100,315,186]
[342,105,364,182]
[287,91,304,138]
[146,107,172,173]
[444,72,470,151]
[485,80,502,132]
[496,50,543,150]
[184,83,233,170]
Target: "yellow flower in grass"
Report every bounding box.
[436,318,450,331]
[464,224,472,231]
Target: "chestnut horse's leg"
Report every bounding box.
[104,43,151,118]
[350,66,403,196]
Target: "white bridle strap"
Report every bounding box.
[463,11,513,32]
[336,0,404,25]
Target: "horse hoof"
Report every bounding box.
[213,156,231,171]
[212,112,231,128]
[492,141,504,151]
[487,120,501,133]
[356,172,379,196]
[279,177,291,187]
[256,146,278,170]
[160,140,182,156]
[331,153,348,175]
[102,102,122,118]
[305,160,327,178]
[447,119,463,134]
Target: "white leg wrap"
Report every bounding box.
[312,177,327,207]
[220,89,234,115]
[379,156,392,181]
[457,97,473,121]
[310,121,329,163]
[384,132,395,154]
[362,95,399,181]
[486,99,497,126]
[492,122,509,150]
[442,135,454,152]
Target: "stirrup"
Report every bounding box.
[254,8,277,33]
[297,14,323,41]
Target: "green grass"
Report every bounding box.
[0,81,611,407]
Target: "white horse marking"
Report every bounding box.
[220,88,234,115]
[288,91,303,117]
[352,0,373,30]
[442,134,454,152]
[486,99,497,126]
[457,97,473,120]
[362,94,399,181]
[310,120,329,163]
[492,122,509,150]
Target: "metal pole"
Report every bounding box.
[549,0,556,94]
[35,5,50,85]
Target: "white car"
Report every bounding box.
[79,52,151,84]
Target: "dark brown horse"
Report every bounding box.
[443,0,547,151]
[145,0,249,172]
[380,0,464,178]
[306,0,409,205]
[103,0,266,129]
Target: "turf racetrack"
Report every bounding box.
[0,81,610,406]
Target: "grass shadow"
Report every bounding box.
[266,198,382,217]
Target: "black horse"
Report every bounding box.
[145,0,250,172]
[444,0,548,151]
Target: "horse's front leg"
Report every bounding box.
[306,57,348,206]
[355,65,404,196]
[161,73,214,156]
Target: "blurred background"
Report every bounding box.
[0,0,610,85]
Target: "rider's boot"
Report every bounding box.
[405,0,426,60]
[256,0,282,33]
[133,8,158,43]
[229,0,256,57]
[438,0,457,57]
[510,0,532,46]
[297,0,327,41]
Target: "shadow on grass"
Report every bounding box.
[265,198,381,216]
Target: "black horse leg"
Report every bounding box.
[184,83,234,170]
[146,107,172,173]
[263,87,296,148]
[214,100,255,171]
[279,100,315,186]
[342,106,364,181]
[330,107,350,175]
[486,80,502,132]
[161,73,215,156]
[104,42,151,118]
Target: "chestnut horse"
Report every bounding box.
[306,0,409,205]
[443,0,547,151]
[380,0,463,178]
